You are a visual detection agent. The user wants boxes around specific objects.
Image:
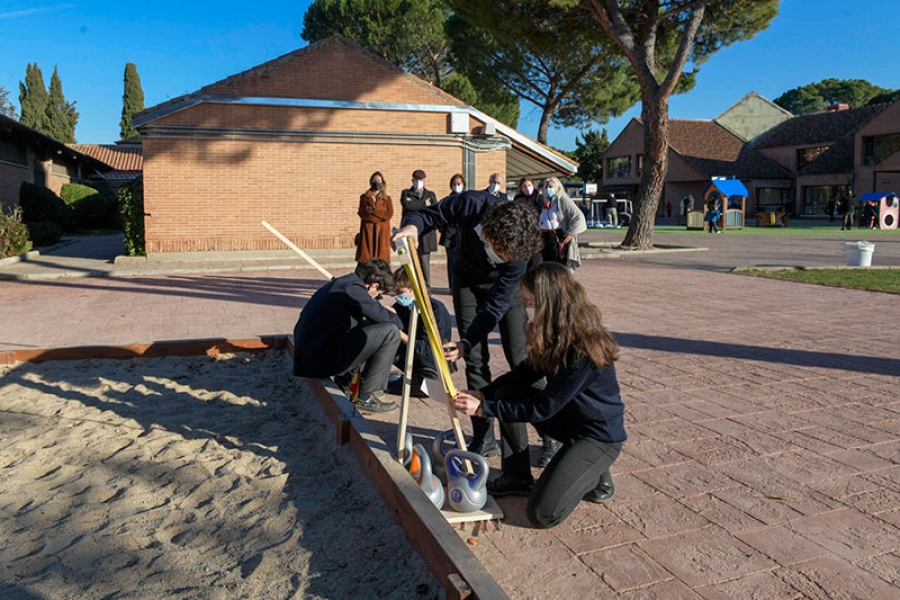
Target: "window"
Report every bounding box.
[863,133,900,166]
[797,146,829,170]
[756,188,791,213]
[607,156,631,179]
[0,139,27,166]
[802,185,846,216]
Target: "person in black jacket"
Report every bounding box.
[400,169,438,287]
[451,262,627,529]
[292,259,402,413]
[387,267,454,397]
[392,193,541,457]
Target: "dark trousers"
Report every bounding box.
[418,248,431,288]
[452,281,527,444]
[300,322,401,396]
[492,381,621,528]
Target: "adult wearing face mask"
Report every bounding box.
[535,177,587,271]
[393,194,541,457]
[486,172,509,200]
[513,177,541,213]
[356,171,394,267]
[399,169,438,287]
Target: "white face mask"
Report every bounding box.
[525,306,535,322]
[490,183,502,195]
[413,180,424,191]
[483,242,504,266]
[452,184,464,194]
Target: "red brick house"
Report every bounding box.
[133,36,575,255]
[68,143,143,195]
[0,114,109,210]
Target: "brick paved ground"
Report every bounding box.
[2,232,899,598]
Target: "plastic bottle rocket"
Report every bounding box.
[445,449,489,512]
[409,444,445,510]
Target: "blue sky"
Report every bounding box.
[1,1,898,150]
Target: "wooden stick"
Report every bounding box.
[396,237,469,457]
[261,220,333,280]
[396,304,418,464]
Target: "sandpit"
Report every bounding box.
[0,350,440,599]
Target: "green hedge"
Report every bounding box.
[25,220,63,247]
[0,207,32,259]
[19,182,68,230]
[119,176,144,256]
[60,182,116,230]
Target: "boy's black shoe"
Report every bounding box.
[353,392,397,413]
[539,438,562,468]
[467,437,500,458]
[583,471,615,503]
[487,474,534,497]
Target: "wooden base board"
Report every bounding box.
[441,496,503,525]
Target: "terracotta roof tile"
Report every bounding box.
[68,143,143,171]
[755,104,889,148]
[662,119,793,179]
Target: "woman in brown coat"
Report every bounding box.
[356,171,394,265]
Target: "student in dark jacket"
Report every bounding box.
[293,259,402,413]
[399,169,438,287]
[392,193,541,457]
[388,267,454,397]
[452,263,627,529]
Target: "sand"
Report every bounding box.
[0,350,441,599]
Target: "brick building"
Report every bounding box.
[0,114,109,210]
[134,36,576,255]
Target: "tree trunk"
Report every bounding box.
[537,108,552,145]
[621,91,668,250]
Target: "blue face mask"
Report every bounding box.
[546,187,557,199]
[394,293,415,307]
[484,242,504,266]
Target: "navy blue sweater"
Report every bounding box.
[401,190,528,346]
[293,273,402,376]
[481,356,627,445]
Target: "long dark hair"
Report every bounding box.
[521,263,619,373]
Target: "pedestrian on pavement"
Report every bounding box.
[451,262,626,529]
[356,171,394,267]
[293,259,401,413]
[838,190,855,230]
[606,193,618,228]
[399,169,437,287]
[392,194,541,458]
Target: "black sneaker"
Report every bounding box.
[487,473,534,497]
[467,437,500,458]
[539,438,562,468]
[353,393,397,413]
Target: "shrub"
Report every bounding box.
[0,207,32,259]
[26,220,62,247]
[119,176,144,256]
[60,182,116,230]
[19,182,68,230]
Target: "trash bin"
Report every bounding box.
[845,241,875,267]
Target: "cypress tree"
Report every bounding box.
[18,63,49,131]
[45,66,78,143]
[119,62,145,141]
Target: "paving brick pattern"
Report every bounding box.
[2,233,899,598]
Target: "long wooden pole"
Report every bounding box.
[261,220,333,280]
[396,304,418,464]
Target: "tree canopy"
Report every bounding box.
[19,63,49,132]
[774,78,892,115]
[572,129,610,183]
[445,2,641,144]
[120,63,145,141]
[45,66,78,143]
[300,0,519,125]
[557,0,779,249]
[0,84,17,119]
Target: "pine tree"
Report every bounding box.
[119,63,145,140]
[0,84,17,118]
[44,66,78,143]
[18,63,49,131]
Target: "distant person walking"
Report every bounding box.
[838,190,855,231]
[606,193,618,228]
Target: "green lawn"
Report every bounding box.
[653,221,900,237]
[737,268,900,293]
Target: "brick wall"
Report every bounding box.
[142,36,510,255]
[0,161,29,210]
